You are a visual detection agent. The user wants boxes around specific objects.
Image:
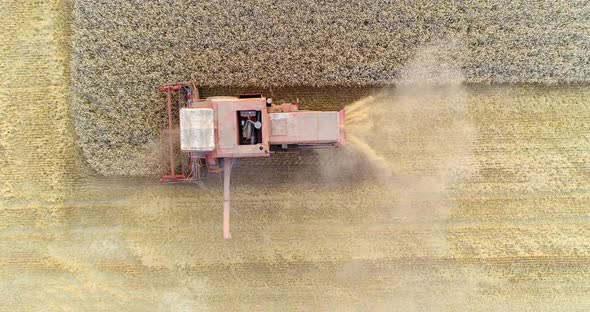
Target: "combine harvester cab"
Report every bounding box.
[159,82,345,239]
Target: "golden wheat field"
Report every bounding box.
[2,1,590,311]
[71,0,590,175]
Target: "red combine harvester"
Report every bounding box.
[159,82,345,239]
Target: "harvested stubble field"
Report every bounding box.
[2,1,590,311]
[3,84,590,310]
[0,1,77,202]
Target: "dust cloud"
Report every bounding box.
[320,39,476,222]
[322,40,480,309]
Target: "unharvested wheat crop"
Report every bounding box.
[72,1,590,175]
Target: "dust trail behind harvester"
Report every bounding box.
[342,96,400,177]
[342,87,474,178]
[324,39,476,199]
[321,40,480,310]
[322,38,478,306]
